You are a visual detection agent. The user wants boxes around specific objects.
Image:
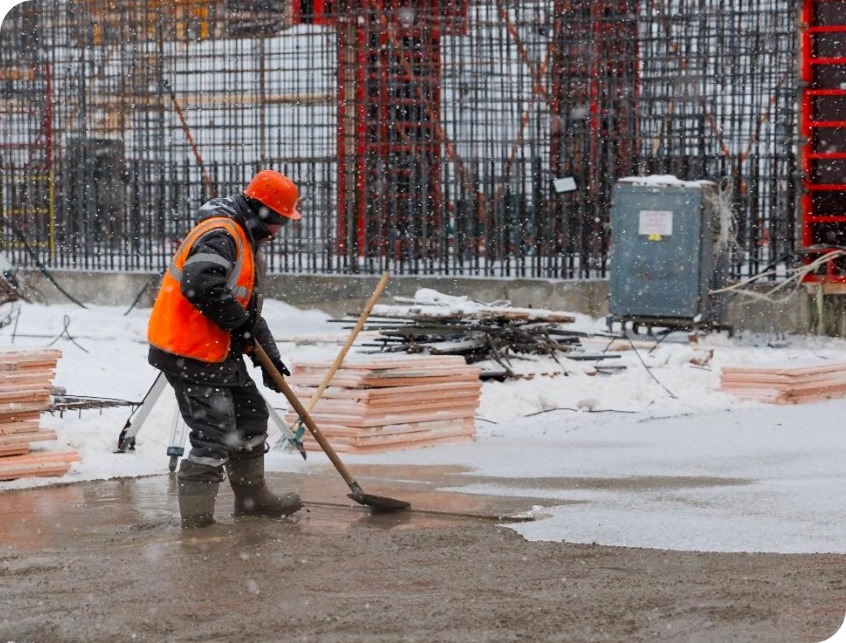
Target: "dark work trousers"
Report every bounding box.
[164,371,269,468]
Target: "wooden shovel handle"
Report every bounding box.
[303,271,390,413]
[253,343,357,487]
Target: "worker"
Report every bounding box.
[147,169,303,528]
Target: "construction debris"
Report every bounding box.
[285,354,480,454]
[352,289,604,379]
[50,392,137,416]
[0,349,81,480]
[719,359,846,404]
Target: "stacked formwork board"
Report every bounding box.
[0,349,80,480]
[720,359,846,404]
[285,354,480,453]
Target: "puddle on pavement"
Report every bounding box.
[0,469,555,554]
[0,464,751,555]
[333,463,753,493]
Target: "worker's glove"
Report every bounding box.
[261,355,291,392]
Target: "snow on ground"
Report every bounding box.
[2,296,846,555]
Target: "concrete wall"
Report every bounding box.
[21,269,819,335]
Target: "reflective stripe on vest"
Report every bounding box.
[147,217,255,363]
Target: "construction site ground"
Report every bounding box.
[2,467,844,643]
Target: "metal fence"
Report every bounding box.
[0,0,798,279]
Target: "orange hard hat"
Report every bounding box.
[243,170,301,221]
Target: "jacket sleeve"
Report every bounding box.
[252,315,281,361]
[180,228,250,330]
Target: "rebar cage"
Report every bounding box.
[0,0,797,279]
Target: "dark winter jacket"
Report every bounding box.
[148,194,282,385]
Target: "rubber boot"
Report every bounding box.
[226,453,302,517]
[177,459,223,529]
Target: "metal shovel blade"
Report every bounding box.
[348,490,411,513]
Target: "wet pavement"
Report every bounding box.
[0,463,758,555]
[0,466,558,555]
[3,468,845,642]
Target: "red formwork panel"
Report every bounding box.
[333,1,465,259]
[549,0,639,257]
[801,0,846,284]
[291,1,467,259]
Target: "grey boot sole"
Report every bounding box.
[181,513,216,529]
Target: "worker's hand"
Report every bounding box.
[261,355,291,392]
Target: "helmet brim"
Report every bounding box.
[253,203,301,224]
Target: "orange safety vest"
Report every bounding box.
[147,217,255,363]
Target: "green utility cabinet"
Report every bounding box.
[607,177,729,333]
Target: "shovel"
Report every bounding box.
[254,343,410,513]
[273,271,390,451]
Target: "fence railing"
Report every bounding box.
[0,0,798,280]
